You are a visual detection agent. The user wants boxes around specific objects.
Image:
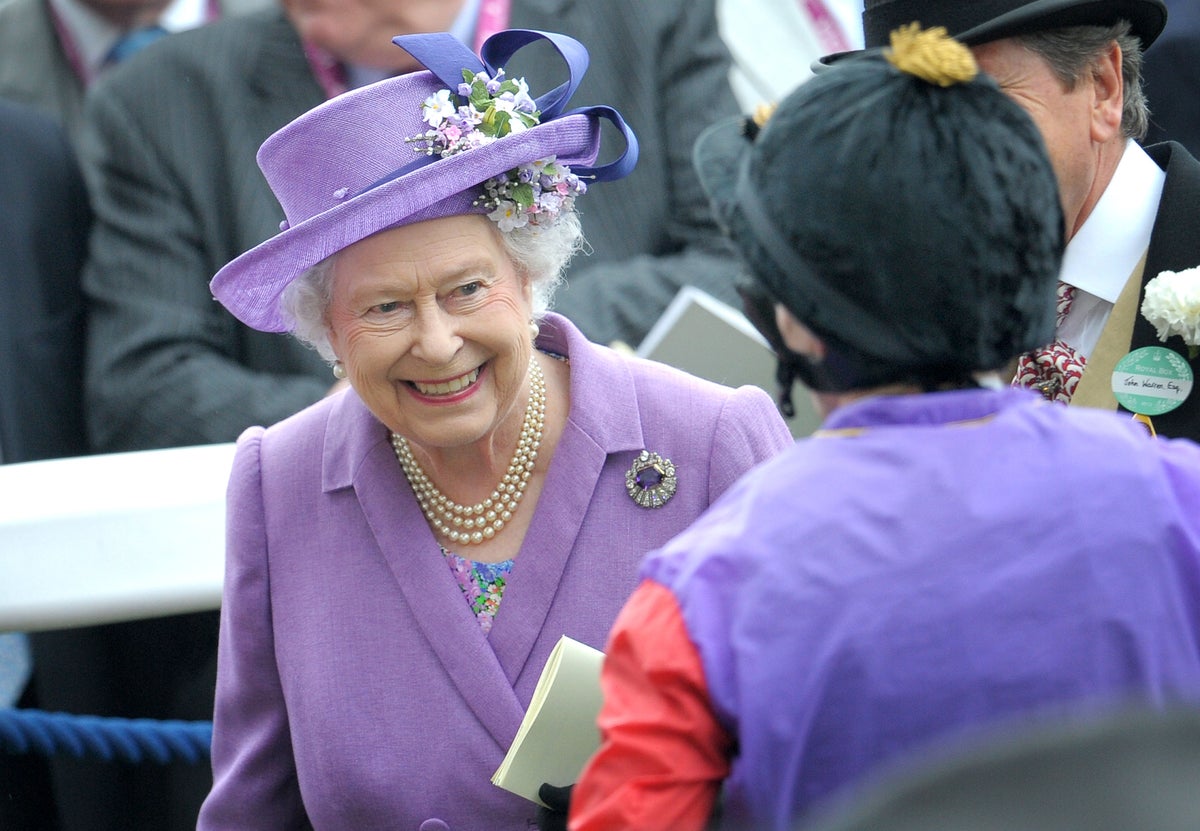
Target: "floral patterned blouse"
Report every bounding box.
[442,547,515,634]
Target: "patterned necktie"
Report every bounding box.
[1013,281,1087,403]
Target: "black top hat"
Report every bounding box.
[823,0,1168,67]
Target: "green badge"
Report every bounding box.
[1111,346,1194,416]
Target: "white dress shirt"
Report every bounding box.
[1059,139,1166,358]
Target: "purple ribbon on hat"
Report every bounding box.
[357,29,638,197]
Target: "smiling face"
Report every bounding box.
[325,214,535,454]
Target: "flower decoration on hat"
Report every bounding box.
[1141,266,1200,360]
[410,67,587,232]
[885,23,978,86]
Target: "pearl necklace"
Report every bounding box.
[390,358,546,546]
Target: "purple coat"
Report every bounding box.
[198,314,793,830]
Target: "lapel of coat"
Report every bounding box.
[1137,143,1200,329]
[1128,142,1200,440]
[245,10,326,126]
[485,316,646,695]
[321,391,530,749]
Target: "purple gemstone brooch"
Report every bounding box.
[625,450,677,508]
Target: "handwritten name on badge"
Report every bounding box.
[1121,376,1187,394]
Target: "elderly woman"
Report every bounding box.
[195,28,792,831]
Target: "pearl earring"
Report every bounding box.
[332,361,347,380]
[529,320,540,341]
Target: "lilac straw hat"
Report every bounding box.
[210,29,638,333]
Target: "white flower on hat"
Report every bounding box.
[422,89,457,128]
[1141,266,1200,360]
[487,200,530,233]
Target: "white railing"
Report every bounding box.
[0,443,234,633]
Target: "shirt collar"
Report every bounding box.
[1061,139,1165,303]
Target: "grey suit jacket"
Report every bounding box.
[80,10,332,452]
[80,0,741,452]
[0,0,271,147]
[1142,0,1200,157]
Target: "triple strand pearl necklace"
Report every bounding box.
[390,358,546,546]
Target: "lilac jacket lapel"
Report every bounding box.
[487,315,646,684]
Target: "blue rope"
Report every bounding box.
[0,708,211,765]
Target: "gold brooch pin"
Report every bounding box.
[625,451,677,508]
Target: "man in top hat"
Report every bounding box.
[828,0,1200,441]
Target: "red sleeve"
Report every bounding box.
[569,580,732,831]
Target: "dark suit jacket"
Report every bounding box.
[0,0,273,147]
[0,98,89,463]
[79,0,740,453]
[1142,0,1200,157]
[0,96,89,831]
[1128,141,1200,442]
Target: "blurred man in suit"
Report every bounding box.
[0,0,272,146]
[718,0,863,110]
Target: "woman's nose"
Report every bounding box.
[409,307,462,365]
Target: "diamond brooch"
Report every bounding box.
[625,450,677,508]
